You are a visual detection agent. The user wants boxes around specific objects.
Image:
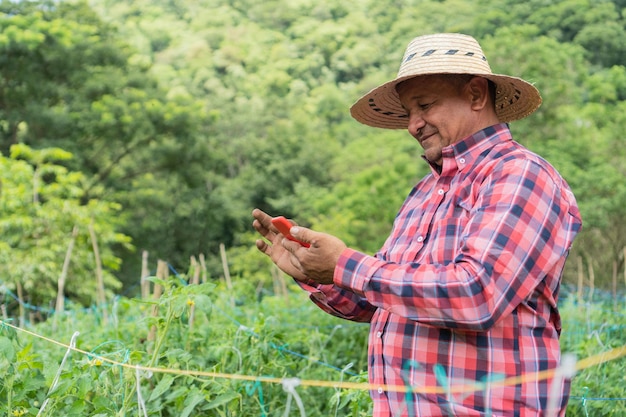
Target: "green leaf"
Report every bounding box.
[148,374,175,401]
[180,388,206,417]
[67,399,87,414]
[92,394,117,412]
[204,392,240,410]
[0,336,16,362]
[48,378,73,397]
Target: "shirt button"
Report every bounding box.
[437,189,444,195]
[417,236,424,242]
[459,157,466,164]
[376,331,382,338]
[377,387,384,394]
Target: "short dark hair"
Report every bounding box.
[444,74,497,110]
[396,74,497,110]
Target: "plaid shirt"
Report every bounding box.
[301,124,582,416]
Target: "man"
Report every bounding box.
[252,33,581,416]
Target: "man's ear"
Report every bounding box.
[467,77,491,111]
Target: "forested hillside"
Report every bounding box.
[1,1,626,416]
[1,0,625,305]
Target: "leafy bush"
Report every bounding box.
[0,275,371,416]
[2,278,625,416]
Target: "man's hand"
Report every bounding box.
[252,209,307,281]
[252,209,347,285]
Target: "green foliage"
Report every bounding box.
[0,0,221,286]
[1,0,626,413]
[0,276,371,416]
[297,130,426,253]
[86,0,626,292]
[1,282,624,416]
[0,145,129,307]
[560,298,626,416]
[2,0,624,292]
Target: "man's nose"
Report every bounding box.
[407,112,425,138]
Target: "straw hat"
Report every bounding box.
[350,33,542,129]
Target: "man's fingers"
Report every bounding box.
[253,217,279,242]
[281,238,302,253]
[286,248,303,271]
[255,239,269,253]
[252,208,274,229]
[252,219,267,234]
[289,226,314,247]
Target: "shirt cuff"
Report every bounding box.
[296,278,334,297]
[333,247,382,297]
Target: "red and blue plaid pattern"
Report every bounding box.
[301,124,582,416]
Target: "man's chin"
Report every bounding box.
[423,150,442,166]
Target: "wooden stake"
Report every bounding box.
[16,281,25,328]
[612,260,618,311]
[587,257,595,303]
[55,225,78,315]
[623,247,626,308]
[576,256,584,307]
[220,243,234,307]
[32,167,39,204]
[191,256,201,286]
[188,256,200,331]
[1,304,7,321]
[147,260,166,344]
[89,222,107,324]
[141,250,150,300]
[272,264,289,305]
[199,253,207,284]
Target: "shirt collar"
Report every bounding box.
[428,123,512,177]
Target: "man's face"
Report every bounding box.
[397,75,477,166]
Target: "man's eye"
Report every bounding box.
[419,103,432,110]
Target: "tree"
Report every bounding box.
[0,0,227,285]
[3,0,625,297]
[0,145,130,311]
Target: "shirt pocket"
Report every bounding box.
[424,202,470,265]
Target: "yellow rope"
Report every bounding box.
[2,319,625,395]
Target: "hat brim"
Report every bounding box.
[350,73,542,129]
